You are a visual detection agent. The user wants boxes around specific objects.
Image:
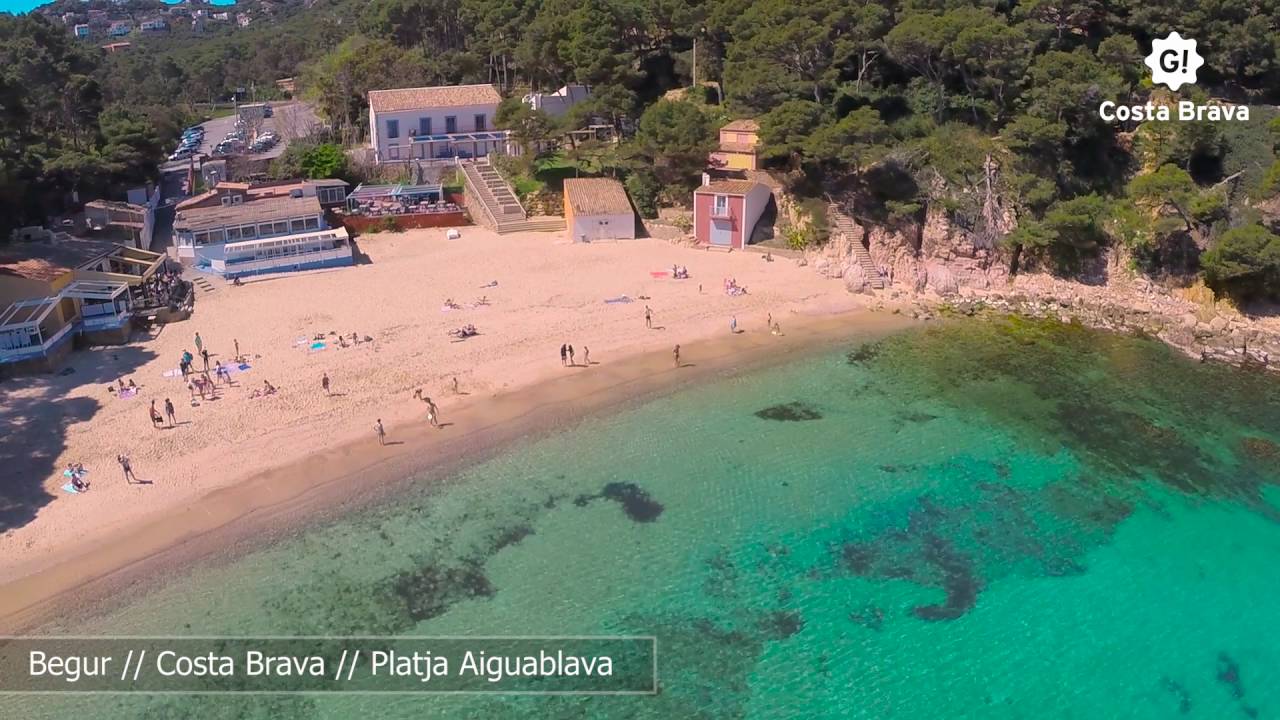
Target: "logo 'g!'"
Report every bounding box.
[1145,32,1204,91]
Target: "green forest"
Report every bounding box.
[4,0,1280,298]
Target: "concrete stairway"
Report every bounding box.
[827,203,884,289]
[460,161,564,234]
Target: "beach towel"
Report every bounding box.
[604,295,634,304]
[61,482,83,494]
[650,271,670,278]
[309,342,327,351]
[226,362,252,374]
[119,386,138,399]
[162,368,182,378]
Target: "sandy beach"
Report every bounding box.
[0,227,906,630]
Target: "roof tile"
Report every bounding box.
[368,84,502,113]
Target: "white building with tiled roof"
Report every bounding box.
[563,178,635,242]
[367,84,508,164]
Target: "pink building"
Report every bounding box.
[692,180,772,250]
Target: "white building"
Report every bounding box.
[562,178,635,242]
[367,84,508,164]
[173,180,353,279]
[523,84,591,118]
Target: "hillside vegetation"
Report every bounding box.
[6,0,1280,298]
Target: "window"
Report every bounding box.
[386,119,399,139]
[290,219,306,233]
[304,217,320,230]
[418,117,431,136]
[227,226,241,241]
[274,221,289,235]
[445,116,457,134]
[241,225,256,239]
[220,196,233,207]
[713,195,729,216]
[194,232,208,245]
[474,114,486,131]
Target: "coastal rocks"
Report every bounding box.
[923,264,959,296]
[843,264,868,293]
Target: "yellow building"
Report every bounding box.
[0,237,167,372]
[710,119,761,172]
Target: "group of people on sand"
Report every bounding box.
[724,277,747,296]
[671,265,690,280]
[66,462,89,492]
[559,343,591,367]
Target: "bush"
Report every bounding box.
[625,171,660,218]
[1201,223,1280,301]
[784,225,812,251]
[376,216,399,233]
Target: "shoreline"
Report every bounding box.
[0,307,914,633]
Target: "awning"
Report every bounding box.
[62,279,130,301]
[0,297,59,332]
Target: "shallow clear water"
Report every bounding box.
[13,317,1280,718]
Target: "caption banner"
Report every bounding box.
[0,636,656,694]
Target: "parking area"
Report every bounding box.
[161,101,323,171]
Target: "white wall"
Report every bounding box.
[741,184,773,246]
[572,213,635,242]
[370,102,499,160]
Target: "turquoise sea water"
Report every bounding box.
[11,317,1280,718]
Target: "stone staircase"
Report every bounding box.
[460,161,566,234]
[827,203,884,289]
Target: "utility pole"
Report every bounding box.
[692,36,698,88]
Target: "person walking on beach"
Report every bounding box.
[424,397,439,428]
[164,398,176,427]
[583,346,590,365]
[560,344,568,367]
[673,344,681,368]
[375,419,386,446]
[730,316,738,334]
[149,400,163,429]
[568,344,575,366]
[645,306,653,329]
[233,338,240,363]
[194,332,203,354]
[118,454,139,484]
[452,376,459,394]
[201,348,210,371]
[322,372,331,396]
[767,312,772,329]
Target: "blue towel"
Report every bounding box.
[61,482,82,494]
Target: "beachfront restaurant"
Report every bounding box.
[199,227,354,279]
[343,183,453,215]
[175,186,353,279]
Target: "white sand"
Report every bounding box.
[0,228,859,581]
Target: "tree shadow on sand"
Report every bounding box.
[0,342,157,534]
